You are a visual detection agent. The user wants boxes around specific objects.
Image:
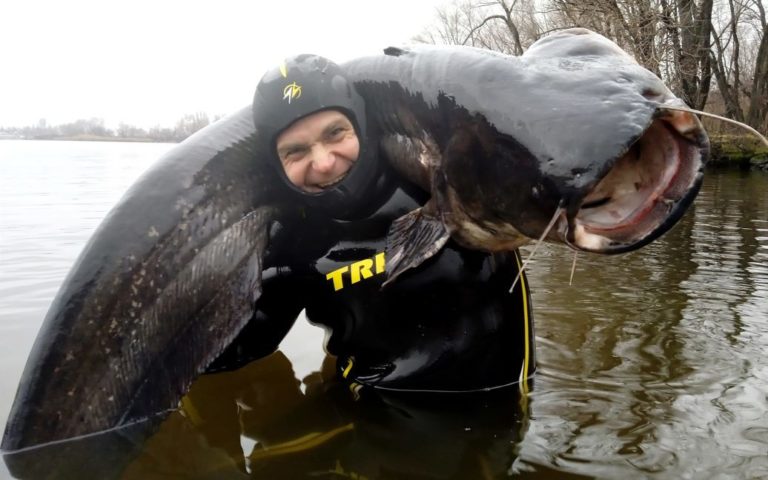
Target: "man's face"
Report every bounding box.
[276,110,360,193]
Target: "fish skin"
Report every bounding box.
[2,28,708,452]
[342,28,708,281]
[2,108,279,451]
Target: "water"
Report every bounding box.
[0,140,171,420]
[1,140,766,479]
[518,171,768,478]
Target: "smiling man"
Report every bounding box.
[252,54,384,219]
[276,109,360,193]
[243,54,535,396]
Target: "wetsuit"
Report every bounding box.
[213,164,536,394]
[207,52,537,394]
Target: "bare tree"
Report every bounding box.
[415,0,543,54]
[674,0,714,109]
[707,0,767,131]
[463,0,526,54]
[174,112,211,141]
[745,0,768,131]
[117,122,149,139]
[418,0,766,133]
[709,0,746,122]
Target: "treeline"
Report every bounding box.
[0,112,220,143]
[417,0,768,136]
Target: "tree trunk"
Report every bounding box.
[709,0,745,122]
[746,5,768,131]
[676,0,714,109]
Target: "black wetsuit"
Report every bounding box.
[168,168,538,477]
[213,167,536,393]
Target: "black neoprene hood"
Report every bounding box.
[252,54,381,218]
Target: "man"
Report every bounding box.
[136,54,537,477]
[222,53,537,395]
[275,109,359,193]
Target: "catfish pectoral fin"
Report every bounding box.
[383,205,450,287]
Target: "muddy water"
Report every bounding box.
[518,170,768,478]
[1,141,766,479]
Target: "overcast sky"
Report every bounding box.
[1,0,448,129]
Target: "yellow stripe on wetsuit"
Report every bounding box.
[513,250,532,396]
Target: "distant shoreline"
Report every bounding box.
[0,135,175,143]
[2,133,765,170]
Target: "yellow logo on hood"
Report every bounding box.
[282,81,302,104]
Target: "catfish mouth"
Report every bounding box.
[564,109,708,253]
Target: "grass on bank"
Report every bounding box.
[708,134,768,168]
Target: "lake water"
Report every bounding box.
[0,140,766,479]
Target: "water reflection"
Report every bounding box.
[5,352,533,480]
[137,352,534,480]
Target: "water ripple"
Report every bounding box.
[522,171,768,478]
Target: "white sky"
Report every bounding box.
[0,0,448,129]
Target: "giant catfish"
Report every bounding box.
[2,28,708,454]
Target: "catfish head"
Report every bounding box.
[379,28,709,284]
[557,106,707,253]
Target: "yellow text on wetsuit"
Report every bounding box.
[325,252,386,291]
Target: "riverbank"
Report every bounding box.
[708,134,768,171]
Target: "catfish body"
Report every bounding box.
[2,29,708,453]
[342,28,708,280]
